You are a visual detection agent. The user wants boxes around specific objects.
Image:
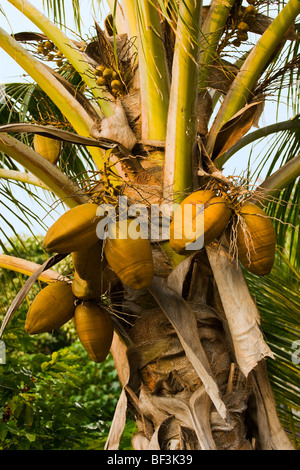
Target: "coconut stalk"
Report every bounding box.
[206,0,300,155]
[198,0,235,94]
[163,0,203,203]
[0,27,105,169]
[0,133,89,208]
[0,169,48,190]
[135,0,170,141]
[0,254,68,283]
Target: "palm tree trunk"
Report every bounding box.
[107,248,295,450]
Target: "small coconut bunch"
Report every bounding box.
[35,40,68,69]
[232,2,258,47]
[94,64,124,98]
[36,39,56,60]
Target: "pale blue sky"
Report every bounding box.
[0,1,294,239]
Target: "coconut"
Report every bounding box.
[33,134,61,164]
[169,190,232,254]
[74,301,113,363]
[104,220,154,290]
[71,242,105,300]
[236,202,276,276]
[43,203,102,254]
[25,281,76,334]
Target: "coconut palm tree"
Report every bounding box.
[0,0,299,450]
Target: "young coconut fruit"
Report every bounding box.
[104,219,154,290]
[169,190,232,254]
[25,281,76,334]
[74,301,113,363]
[236,202,276,276]
[95,64,105,76]
[43,203,102,254]
[72,241,105,300]
[102,67,113,79]
[44,40,55,51]
[96,76,107,86]
[33,134,62,164]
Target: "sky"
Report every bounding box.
[0,0,295,241]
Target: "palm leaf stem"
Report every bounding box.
[0,253,66,283]
[107,0,138,44]
[0,133,88,208]
[217,118,300,167]
[198,0,235,93]
[207,0,300,154]
[250,153,300,204]
[163,0,203,203]
[135,0,170,140]
[0,168,48,189]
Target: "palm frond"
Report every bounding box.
[248,127,300,267]
[0,178,61,251]
[41,0,105,34]
[244,253,300,447]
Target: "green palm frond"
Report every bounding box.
[244,254,300,447]
[42,0,89,34]
[45,0,107,30]
[253,43,300,119]
[0,177,62,251]
[249,126,300,267]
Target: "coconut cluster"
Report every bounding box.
[24,202,156,362]
[169,188,276,277]
[94,64,124,98]
[36,40,65,67]
[35,39,84,69]
[232,3,258,47]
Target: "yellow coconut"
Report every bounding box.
[236,202,276,276]
[33,134,61,164]
[25,281,76,334]
[170,190,232,254]
[74,301,113,363]
[110,79,122,90]
[71,242,105,300]
[104,219,154,290]
[96,76,107,86]
[103,68,113,79]
[43,203,102,254]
